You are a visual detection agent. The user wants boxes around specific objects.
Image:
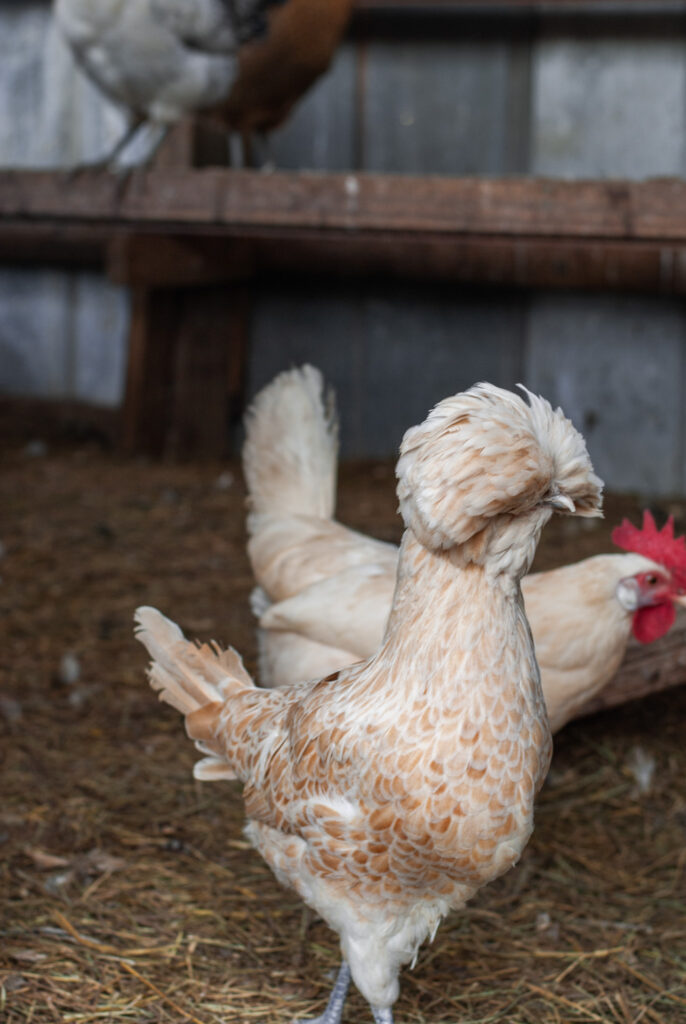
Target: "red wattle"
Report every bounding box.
[632,602,676,644]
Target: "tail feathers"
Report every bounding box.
[134,607,254,780]
[194,755,238,782]
[243,365,338,528]
[187,725,234,782]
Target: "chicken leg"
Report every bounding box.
[300,962,350,1024]
[298,962,394,1024]
[372,1008,394,1023]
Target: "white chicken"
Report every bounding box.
[136,382,602,1023]
[244,366,686,732]
[54,0,353,166]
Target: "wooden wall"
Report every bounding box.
[1,3,686,494]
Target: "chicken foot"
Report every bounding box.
[65,116,145,177]
[298,962,394,1024]
[299,962,350,1024]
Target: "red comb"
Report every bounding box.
[612,510,686,586]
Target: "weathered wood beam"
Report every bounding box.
[255,233,686,292]
[354,0,686,6]
[2,223,685,294]
[0,222,109,267]
[3,169,686,241]
[576,611,686,722]
[3,224,686,293]
[168,285,251,460]
[123,289,182,456]
[3,171,686,293]
[107,234,255,287]
[351,0,686,39]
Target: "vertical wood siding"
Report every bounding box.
[1,4,685,494]
[0,3,129,408]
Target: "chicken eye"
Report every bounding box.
[645,574,658,585]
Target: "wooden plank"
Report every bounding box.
[0,223,109,266]
[577,612,686,720]
[107,234,255,287]
[259,233,686,291]
[122,281,251,458]
[5,222,686,294]
[169,286,250,460]
[122,288,181,456]
[5,169,686,240]
[354,0,686,8]
[6,172,686,293]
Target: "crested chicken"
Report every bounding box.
[54,0,353,166]
[136,382,602,1023]
[245,366,686,732]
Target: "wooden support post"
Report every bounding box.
[123,288,181,456]
[113,234,253,458]
[121,283,251,458]
[112,115,253,458]
[168,285,251,460]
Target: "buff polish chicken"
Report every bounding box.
[54,0,353,167]
[245,367,686,732]
[135,383,602,1024]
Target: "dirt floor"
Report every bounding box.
[1,440,685,1024]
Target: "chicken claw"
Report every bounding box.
[297,962,350,1024]
[295,962,394,1024]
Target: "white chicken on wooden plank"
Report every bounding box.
[136,382,602,1023]
[54,0,352,166]
[244,366,686,731]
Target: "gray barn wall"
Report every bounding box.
[1,4,685,495]
[0,2,130,405]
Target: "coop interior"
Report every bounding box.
[2,2,686,1023]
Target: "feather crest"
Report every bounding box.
[396,383,603,552]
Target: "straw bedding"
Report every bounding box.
[1,443,685,1023]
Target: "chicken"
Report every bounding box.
[220,0,354,139]
[135,382,602,1023]
[244,367,686,732]
[54,0,353,167]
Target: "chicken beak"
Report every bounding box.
[616,577,642,611]
[671,593,686,608]
[548,494,576,514]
